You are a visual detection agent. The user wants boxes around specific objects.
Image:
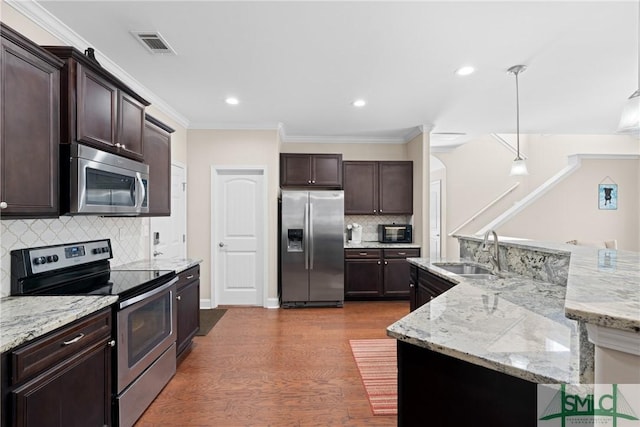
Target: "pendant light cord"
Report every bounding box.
[515,70,521,160]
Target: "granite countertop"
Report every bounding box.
[113,258,202,274]
[456,235,640,333]
[388,258,589,384]
[344,241,421,249]
[0,295,118,353]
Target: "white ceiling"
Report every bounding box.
[24,1,640,143]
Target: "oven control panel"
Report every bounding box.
[20,239,113,275]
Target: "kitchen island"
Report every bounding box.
[387,236,639,426]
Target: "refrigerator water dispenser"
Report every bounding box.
[287,229,303,252]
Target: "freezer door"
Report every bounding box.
[308,191,344,302]
[280,191,309,302]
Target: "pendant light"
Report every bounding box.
[508,65,529,176]
[616,2,640,135]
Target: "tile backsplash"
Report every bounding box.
[1,216,148,297]
[344,215,411,242]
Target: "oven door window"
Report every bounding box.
[86,168,136,207]
[127,291,172,367]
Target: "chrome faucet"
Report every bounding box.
[481,229,501,272]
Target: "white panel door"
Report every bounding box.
[430,180,442,259]
[214,169,265,306]
[150,164,187,259]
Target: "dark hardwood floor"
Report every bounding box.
[135,301,408,427]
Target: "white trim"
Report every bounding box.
[490,133,528,160]
[211,166,269,308]
[476,153,640,236]
[264,298,280,309]
[448,183,520,237]
[200,298,213,309]
[6,0,190,128]
[586,324,640,356]
[190,122,282,131]
[430,144,466,153]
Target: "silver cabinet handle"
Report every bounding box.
[373,209,377,213]
[219,242,225,247]
[380,209,383,213]
[186,275,194,280]
[308,180,311,184]
[122,144,126,149]
[115,143,121,148]
[107,340,116,348]
[359,252,368,256]
[384,261,388,265]
[409,284,415,288]
[311,180,315,184]
[398,252,406,255]
[176,295,182,301]
[377,261,381,265]
[0,201,7,209]
[63,333,85,346]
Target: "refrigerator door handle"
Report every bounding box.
[309,202,314,270]
[304,202,309,270]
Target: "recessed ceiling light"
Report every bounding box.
[352,99,366,107]
[225,97,239,105]
[455,66,475,76]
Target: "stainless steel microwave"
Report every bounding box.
[63,143,149,215]
[378,224,412,243]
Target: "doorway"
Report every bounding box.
[211,167,267,307]
[149,163,187,259]
[430,180,442,259]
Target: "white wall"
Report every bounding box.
[434,134,640,257]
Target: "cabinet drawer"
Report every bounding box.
[345,249,382,259]
[177,265,200,289]
[11,308,111,385]
[383,248,420,259]
[418,270,456,296]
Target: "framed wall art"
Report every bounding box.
[598,183,618,210]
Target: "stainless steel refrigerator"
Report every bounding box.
[279,190,344,307]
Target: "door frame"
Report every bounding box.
[148,161,187,259]
[210,166,269,308]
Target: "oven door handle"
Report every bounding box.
[119,276,179,310]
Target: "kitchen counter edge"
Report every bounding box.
[0,295,118,353]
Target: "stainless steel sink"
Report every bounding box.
[432,262,493,275]
[458,273,499,280]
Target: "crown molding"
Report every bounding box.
[7,0,190,129]
[188,122,282,131]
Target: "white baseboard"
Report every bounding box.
[200,298,214,309]
[265,297,280,309]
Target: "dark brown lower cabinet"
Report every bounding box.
[397,340,537,427]
[409,265,456,312]
[1,308,112,427]
[345,248,419,300]
[176,265,200,362]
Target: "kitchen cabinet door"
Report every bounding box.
[343,161,377,214]
[0,23,62,219]
[117,92,146,160]
[280,153,342,188]
[311,154,342,187]
[76,63,118,149]
[344,259,383,298]
[143,115,173,216]
[176,266,200,361]
[379,161,413,215]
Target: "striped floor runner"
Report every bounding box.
[349,338,397,416]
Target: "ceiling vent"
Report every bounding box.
[131,31,176,55]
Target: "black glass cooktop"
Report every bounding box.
[31,269,175,299]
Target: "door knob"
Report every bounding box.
[153,251,163,256]
[219,242,225,247]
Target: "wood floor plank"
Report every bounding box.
[135,301,408,427]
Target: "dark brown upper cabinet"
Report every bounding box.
[343,161,413,215]
[142,115,174,216]
[280,153,342,188]
[0,23,63,219]
[43,46,150,161]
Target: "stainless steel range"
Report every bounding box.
[11,239,178,427]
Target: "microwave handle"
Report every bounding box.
[136,174,147,209]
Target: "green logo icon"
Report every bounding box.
[540,384,639,426]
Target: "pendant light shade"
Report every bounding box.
[507,65,529,176]
[617,2,640,135]
[617,89,640,135]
